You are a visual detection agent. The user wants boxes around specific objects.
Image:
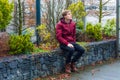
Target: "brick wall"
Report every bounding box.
[0,32,9,54]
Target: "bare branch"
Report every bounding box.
[102,0,111,6]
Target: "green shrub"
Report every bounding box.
[76,21,84,41]
[37,24,59,50]
[68,1,86,22]
[9,34,34,55]
[68,1,86,30]
[86,23,102,41]
[0,0,13,30]
[37,24,51,43]
[102,18,116,36]
[68,1,86,39]
[76,21,84,32]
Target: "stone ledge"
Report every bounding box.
[0,39,117,80]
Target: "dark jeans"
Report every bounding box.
[60,43,85,64]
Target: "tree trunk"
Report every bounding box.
[66,0,72,8]
[18,0,22,35]
[99,0,102,23]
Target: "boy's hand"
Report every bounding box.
[67,43,74,48]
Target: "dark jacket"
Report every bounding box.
[56,18,76,46]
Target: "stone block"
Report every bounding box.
[3,73,8,78]
[23,73,30,80]
[39,57,45,64]
[42,64,48,71]
[9,60,18,69]
[0,62,4,69]
[6,75,16,80]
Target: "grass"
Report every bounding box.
[76,42,88,46]
[32,42,88,54]
[76,42,88,48]
[32,47,50,54]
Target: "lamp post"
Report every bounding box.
[116,0,119,57]
[36,0,41,46]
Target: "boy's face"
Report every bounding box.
[64,12,72,20]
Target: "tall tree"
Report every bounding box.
[86,0,112,23]
[12,0,23,35]
[0,0,13,31]
[68,1,86,23]
[12,0,36,35]
[99,0,102,23]
[66,0,72,9]
[18,0,22,35]
[41,0,66,40]
[98,0,111,23]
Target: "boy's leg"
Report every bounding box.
[60,44,75,73]
[60,44,75,64]
[71,43,85,63]
[71,43,85,72]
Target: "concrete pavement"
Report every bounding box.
[70,59,120,80]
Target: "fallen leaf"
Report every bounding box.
[91,69,100,76]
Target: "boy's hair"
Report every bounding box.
[62,10,71,17]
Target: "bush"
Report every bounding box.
[9,34,34,55]
[37,24,51,43]
[0,0,13,30]
[102,18,116,36]
[76,21,84,33]
[37,24,58,50]
[68,1,86,40]
[86,23,102,41]
[68,1,86,31]
[68,1,86,22]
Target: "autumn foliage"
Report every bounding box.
[0,32,10,57]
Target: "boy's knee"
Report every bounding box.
[69,47,75,52]
[81,48,85,54]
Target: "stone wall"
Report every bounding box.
[0,40,116,80]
